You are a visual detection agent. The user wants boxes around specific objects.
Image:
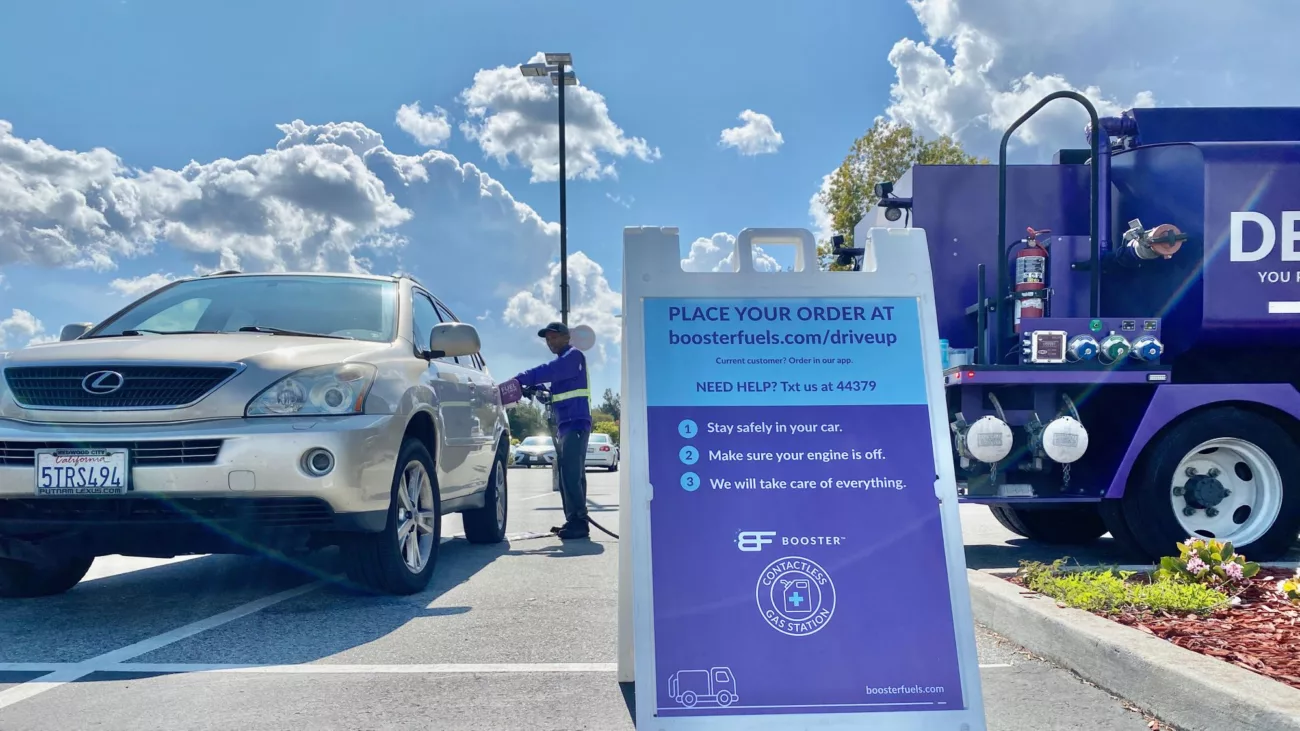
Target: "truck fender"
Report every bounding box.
[1105,383,1300,498]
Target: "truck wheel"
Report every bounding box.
[463,446,508,544]
[988,504,1107,545]
[681,691,698,708]
[343,438,441,595]
[716,690,734,707]
[0,555,94,598]
[1120,407,1300,561]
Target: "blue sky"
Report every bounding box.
[3,0,1298,399]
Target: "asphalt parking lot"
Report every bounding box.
[0,468,1169,731]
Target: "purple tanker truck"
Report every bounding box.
[833,91,1300,561]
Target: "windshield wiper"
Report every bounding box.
[235,326,354,340]
[89,329,219,338]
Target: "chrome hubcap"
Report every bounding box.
[494,459,507,531]
[395,460,437,573]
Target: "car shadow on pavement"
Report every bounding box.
[6,536,518,679]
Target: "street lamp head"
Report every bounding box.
[519,62,549,77]
[544,52,572,66]
[550,71,578,86]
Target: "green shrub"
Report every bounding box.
[593,420,619,445]
[1017,558,1230,615]
[1279,568,1300,605]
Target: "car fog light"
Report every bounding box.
[302,448,335,477]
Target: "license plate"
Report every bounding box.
[35,448,130,496]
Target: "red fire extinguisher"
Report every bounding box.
[1014,227,1049,333]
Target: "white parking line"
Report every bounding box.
[0,579,324,710]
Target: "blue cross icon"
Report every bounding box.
[789,592,804,607]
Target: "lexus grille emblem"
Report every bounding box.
[81,370,125,395]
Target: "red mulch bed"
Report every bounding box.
[1009,570,1300,690]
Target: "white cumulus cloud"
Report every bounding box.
[0,308,45,348]
[458,52,661,183]
[681,233,780,273]
[395,102,452,148]
[719,110,784,156]
[110,272,180,299]
[503,251,622,362]
[0,111,619,371]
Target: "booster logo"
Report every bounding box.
[736,531,776,552]
[736,530,845,551]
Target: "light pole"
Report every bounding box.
[520,53,577,327]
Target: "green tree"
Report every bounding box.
[600,388,621,421]
[815,119,987,270]
[592,410,614,424]
[507,401,547,440]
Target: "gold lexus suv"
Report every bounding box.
[0,272,511,597]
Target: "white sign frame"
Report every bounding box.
[617,225,987,731]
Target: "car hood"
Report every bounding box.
[0,333,395,424]
[5,333,387,368]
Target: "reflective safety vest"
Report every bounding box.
[551,388,591,403]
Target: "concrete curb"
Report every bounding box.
[967,568,1300,731]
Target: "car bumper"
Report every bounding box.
[0,415,403,537]
[585,451,617,467]
[512,452,554,467]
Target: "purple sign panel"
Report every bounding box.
[643,297,965,718]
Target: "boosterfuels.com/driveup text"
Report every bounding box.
[666,303,900,348]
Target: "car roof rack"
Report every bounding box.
[203,270,242,277]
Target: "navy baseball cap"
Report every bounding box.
[537,321,569,337]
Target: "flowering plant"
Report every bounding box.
[1155,537,1260,587]
[1279,568,1300,605]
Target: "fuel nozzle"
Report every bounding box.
[1115,218,1187,266]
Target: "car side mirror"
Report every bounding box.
[428,322,481,358]
[59,323,93,341]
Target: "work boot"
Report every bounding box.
[556,522,590,540]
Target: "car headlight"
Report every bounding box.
[246,363,377,416]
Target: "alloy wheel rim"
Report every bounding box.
[494,460,507,532]
[395,460,436,573]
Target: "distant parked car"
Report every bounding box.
[512,435,555,468]
[585,432,619,471]
[0,271,510,598]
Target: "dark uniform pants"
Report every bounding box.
[555,427,590,530]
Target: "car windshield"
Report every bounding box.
[520,436,552,446]
[591,434,610,443]
[89,275,398,342]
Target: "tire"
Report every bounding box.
[716,690,734,707]
[1098,498,1147,558]
[342,437,441,595]
[608,458,618,472]
[1119,407,1300,561]
[681,691,698,708]
[463,446,508,544]
[0,555,94,598]
[989,504,1108,545]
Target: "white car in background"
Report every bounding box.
[585,432,619,471]
[511,435,555,468]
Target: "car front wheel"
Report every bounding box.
[343,437,441,595]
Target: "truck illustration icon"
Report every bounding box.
[668,666,738,708]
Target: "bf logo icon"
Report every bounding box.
[737,530,776,552]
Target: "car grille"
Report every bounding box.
[4,365,237,409]
[0,440,223,467]
[0,497,334,527]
